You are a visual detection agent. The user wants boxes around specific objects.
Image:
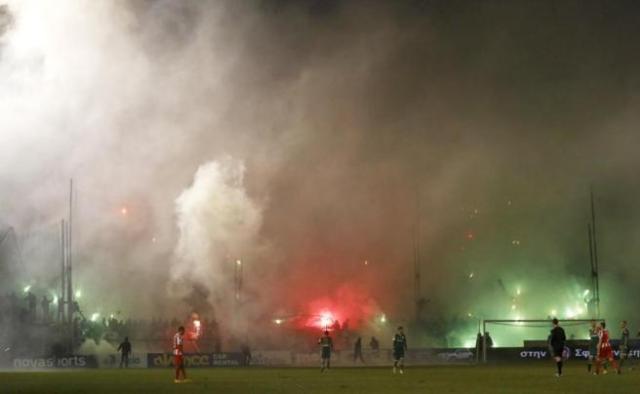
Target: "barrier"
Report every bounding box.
[8,346,640,369]
[251,350,292,366]
[146,353,244,368]
[12,355,98,369]
[487,346,640,362]
[98,353,147,368]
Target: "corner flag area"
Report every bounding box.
[3,365,639,394]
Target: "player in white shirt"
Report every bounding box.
[173,326,187,383]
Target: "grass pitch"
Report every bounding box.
[2,364,639,393]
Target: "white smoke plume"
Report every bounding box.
[171,158,262,317]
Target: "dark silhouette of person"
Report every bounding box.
[57,296,64,322]
[318,330,334,372]
[41,295,51,323]
[484,332,494,348]
[353,337,365,363]
[475,332,483,355]
[241,343,252,366]
[369,337,380,353]
[24,291,37,322]
[549,318,567,377]
[117,337,132,368]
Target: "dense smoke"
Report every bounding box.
[172,158,263,321]
[2,0,640,348]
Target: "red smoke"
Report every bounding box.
[295,284,381,330]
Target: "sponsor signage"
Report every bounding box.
[488,346,640,361]
[147,353,243,368]
[12,355,98,369]
[99,353,147,368]
[433,348,475,362]
[293,352,327,366]
[13,346,640,369]
[251,351,292,366]
[485,347,556,361]
[573,347,640,360]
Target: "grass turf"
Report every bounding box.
[2,364,639,393]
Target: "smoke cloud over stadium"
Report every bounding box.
[2,0,640,348]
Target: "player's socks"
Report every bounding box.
[587,362,592,372]
[557,361,563,376]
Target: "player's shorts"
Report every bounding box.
[321,348,331,359]
[393,350,405,360]
[552,347,564,358]
[599,347,613,360]
[589,345,598,359]
[619,345,629,357]
[174,355,184,367]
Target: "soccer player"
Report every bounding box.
[173,326,187,383]
[618,321,630,373]
[587,320,599,373]
[595,321,619,375]
[549,318,566,377]
[392,326,408,374]
[117,337,132,368]
[318,330,333,372]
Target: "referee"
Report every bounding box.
[549,318,566,377]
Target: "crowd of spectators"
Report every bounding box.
[0,291,224,355]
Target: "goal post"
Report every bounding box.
[481,319,601,363]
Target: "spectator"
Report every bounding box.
[485,332,494,348]
[353,337,365,364]
[370,336,380,355]
[241,343,252,366]
[25,291,37,322]
[475,332,483,355]
[40,295,51,323]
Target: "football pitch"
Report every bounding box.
[2,364,639,394]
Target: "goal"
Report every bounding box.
[480,319,599,363]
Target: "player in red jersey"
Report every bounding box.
[595,321,619,375]
[173,326,187,383]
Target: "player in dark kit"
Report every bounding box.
[587,320,599,373]
[318,330,333,372]
[549,318,566,377]
[117,337,132,368]
[392,326,408,374]
[619,321,630,372]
